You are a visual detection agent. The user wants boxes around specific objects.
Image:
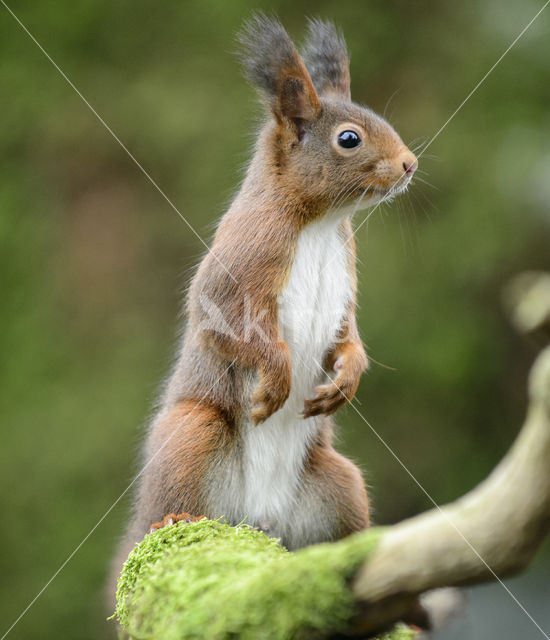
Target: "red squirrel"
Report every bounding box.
[113,15,417,583]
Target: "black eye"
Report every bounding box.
[337,130,361,149]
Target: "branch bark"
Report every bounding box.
[346,271,550,636]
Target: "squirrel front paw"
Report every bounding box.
[303,346,367,418]
[251,378,290,425]
[251,344,292,425]
[149,512,205,534]
[303,378,351,417]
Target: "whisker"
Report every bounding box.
[411,141,431,155]
[395,199,408,255]
[412,176,439,191]
[408,189,433,223]
[358,187,383,226]
[326,180,360,215]
[331,179,364,214]
[414,187,440,216]
[351,184,373,217]
[383,87,401,120]
[407,135,428,150]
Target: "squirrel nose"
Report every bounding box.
[400,150,418,176]
[403,160,417,175]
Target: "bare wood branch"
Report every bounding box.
[504,271,550,337]
[347,273,550,636]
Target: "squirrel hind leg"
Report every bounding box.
[286,433,370,549]
[134,399,235,536]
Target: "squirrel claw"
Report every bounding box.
[303,381,349,418]
[149,512,205,533]
[251,386,289,425]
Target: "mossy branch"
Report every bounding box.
[114,272,550,639]
[114,520,413,640]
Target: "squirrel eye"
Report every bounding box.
[337,130,361,149]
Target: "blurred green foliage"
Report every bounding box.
[0,0,549,638]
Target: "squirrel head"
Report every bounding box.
[239,15,417,213]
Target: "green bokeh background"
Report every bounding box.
[1,1,549,638]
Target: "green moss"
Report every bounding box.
[114,519,415,640]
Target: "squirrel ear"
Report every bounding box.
[302,18,351,101]
[239,14,321,128]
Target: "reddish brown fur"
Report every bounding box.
[303,428,370,534]
[126,401,234,541]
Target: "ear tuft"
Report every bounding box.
[238,13,294,97]
[302,18,351,100]
[238,13,321,126]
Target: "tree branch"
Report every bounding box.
[115,272,550,639]
[347,271,550,635]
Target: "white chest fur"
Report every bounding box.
[239,214,353,529]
